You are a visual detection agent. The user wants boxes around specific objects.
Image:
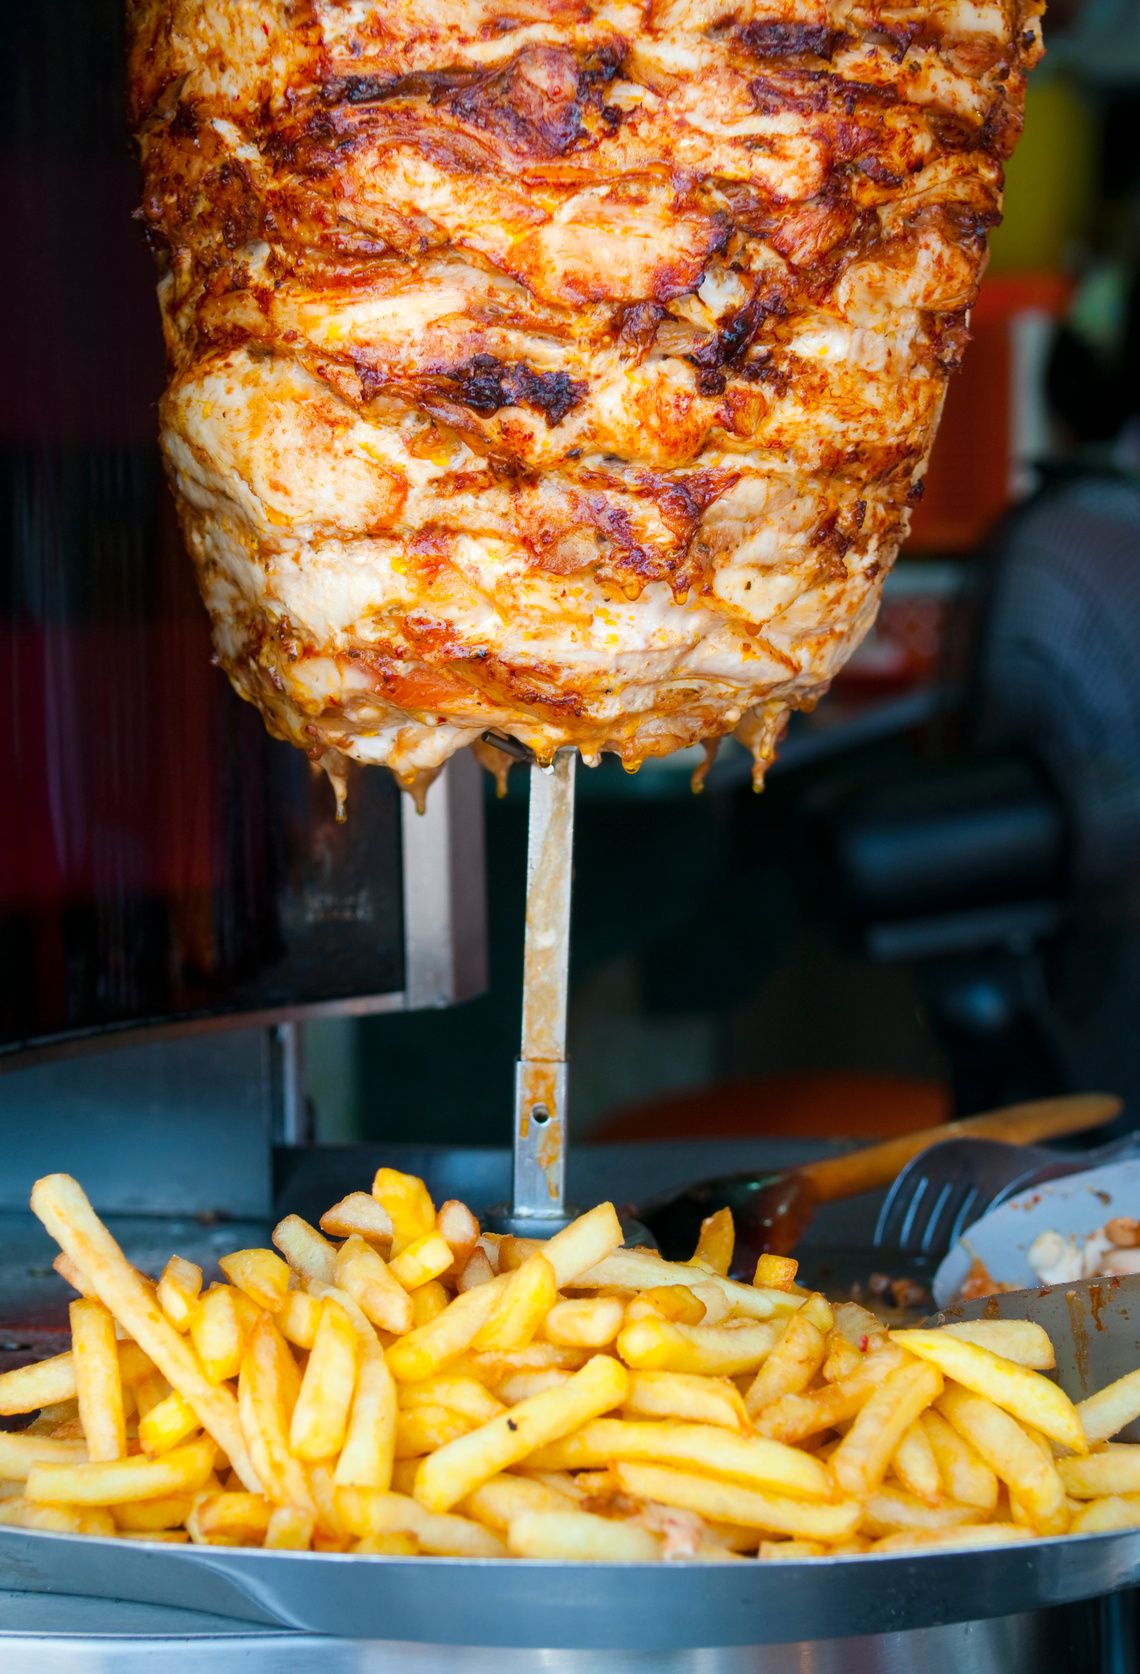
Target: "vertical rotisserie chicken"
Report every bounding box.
[128,0,1042,803]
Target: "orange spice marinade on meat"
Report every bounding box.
[128,0,1042,799]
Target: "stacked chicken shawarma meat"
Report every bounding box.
[129,0,1041,804]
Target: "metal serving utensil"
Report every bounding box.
[873,1133,1139,1262]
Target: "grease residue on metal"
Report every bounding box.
[1066,1288,1091,1391]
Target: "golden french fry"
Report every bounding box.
[533,1417,832,1498]
[112,1494,195,1531]
[134,1372,169,1419]
[336,1487,507,1556]
[335,1235,414,1335]
[458,1471,579,1532]
[759,1539,826,1560]
[458,1249,497,1293]
[415,1354,629,1513]
[265,1505,316,1549]
[834,1302,888,1350]
[275,1289,323,1351]
[753,1255,799,1292]
[821,1332,863,1384]
[118,1342,158,1386]
[220,1249,291,1313]
[0,1500,86,1533]
[272,1215,338,1287]
[333,1339,398,1491]
[509,1508,662,1561]
[139,1389,199,1457]
[472,1254,558,1354]
[936,1321,1055,1370]
[832,1362,943,1498]
[618,1317,779,1377]
[892,1330,1087,1455]
[691,1207,734,1277]
[27,1436,216,1505]
[861,1484,981,1536]
[495,1236,542,1273]
[1076,1369,1140,1444]
[54,1252,96,1297]
[436,1200,480,1275]
[308,1459,353,1541]
[385,1274,510,1383]
[612,1462,863,1540]
[354,1529,419,1555]
[466,1344,587,1386]
[411,1280,450,1329]
[871,1524,1034,1553]
[0,1353,78,1416]
[625,1287,707,1327]
[187,1490,272,1547]
[753,1345,907,1444]
[238,1315,314,1511]
[0,1433,87,1481]
[892,1419,942,1507]
[1070,1493,1140,1534]
[576,1248,802,1321]
[921,1410,997,1511]
[535,1202,624,1289]
[498,1370,572,1405]
[937,1383,1067,1534]
[744,1314,826,1419]
[70,1298,126,1462]
[1060,1447,1140,1499]
[320,1193,394,1245]
[541,1298,625,1349]
[289,1298,359,1462]
[372,1169,436,1255]
[191,1286,258,1384]
[395,1405,477,1459]
[398,1376,504,1425]
[390,1232,454,1292]
[624,1370,749,1432]
[157,1256,202,1333]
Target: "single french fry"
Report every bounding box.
[458,1248,496,1293]
[833,1302,887,1351]
[861,1484,980,1535]
[1077,1369,1140,1443]
[157,1256,202,1332]
[112,1494,195,1531]
[1060,1447,1140,1499]
[1070,1493,1140,1534]
[744,1314,826,1419]
[390,1232,454,1293]
[832,1362,943,1498]
[320,1193,394,1245]
[497,1236,543,1273]
[0,1353,77,1416]
[398,1375,504,1425]
[272,1216,338,1288]
[395,1405,477,1459]
[220,1249,291,1314]
[691,1208,734,1277]
[415,1354,629,1513]
[276,1289,323,1351]
[822,1333,863,1384]
[26,1435,216,1505]
[617,1317,779,1377]
[892,1419,942,1506]
[308,1459,353,1542]
[70,1298,127,1462]
[624,1370,749,1433]
[134,1372,169,1419]
[334,1339,398,1491]
[354,1529,419,1555]
[54,1252,96,1297]
[937,1383,1067,1534]
[472,1254,558,1354]
[753,1255,799,1292]
[753,1346,907,1444]
[187,1490,272,1547]
[465,1344,587,1386]
[191,1286,255,1384]
[118,1342,158,1386]
[289,1298,359,1462]
[509,1508,662,1562]
[139,1389,199,1457]
[0,1500,86,1533]
[531,1417,832,1499]
[19,1181,262,1483]
[436,1200,480,1275]
[936,1321,1055,1370]
[335,1235,414,1335]
[575,1248,801,1321]
[336,1487,508,1557]
[920,1410,998,1511]
[385,1274,510,1383]
[411,1280,450,1329]
[265,1505,316,1549]
[541,1297,625,1349]
[372,1169,436,1255]
[893,1330,1087,1455]
[625,1287,707,1327]
[611,1462,863,1540]
[759,1538,826,1560]
[0,1433,87,1481]
[238,1315,314,1512]
[497,1369,572,1404]
[536,1202,624,1288]
[458,1471,578,1532]
[871,1524,1034,1553]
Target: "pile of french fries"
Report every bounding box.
[4,1171,1140,1561]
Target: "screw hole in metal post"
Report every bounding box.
[531,1105,552,1125]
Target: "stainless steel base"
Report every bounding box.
[0,1589,1123,1674]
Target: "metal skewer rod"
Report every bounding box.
[497,748,578,1232]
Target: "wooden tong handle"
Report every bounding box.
[796,1093,1123,1205]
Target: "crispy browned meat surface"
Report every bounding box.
[128,0,1041,797]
